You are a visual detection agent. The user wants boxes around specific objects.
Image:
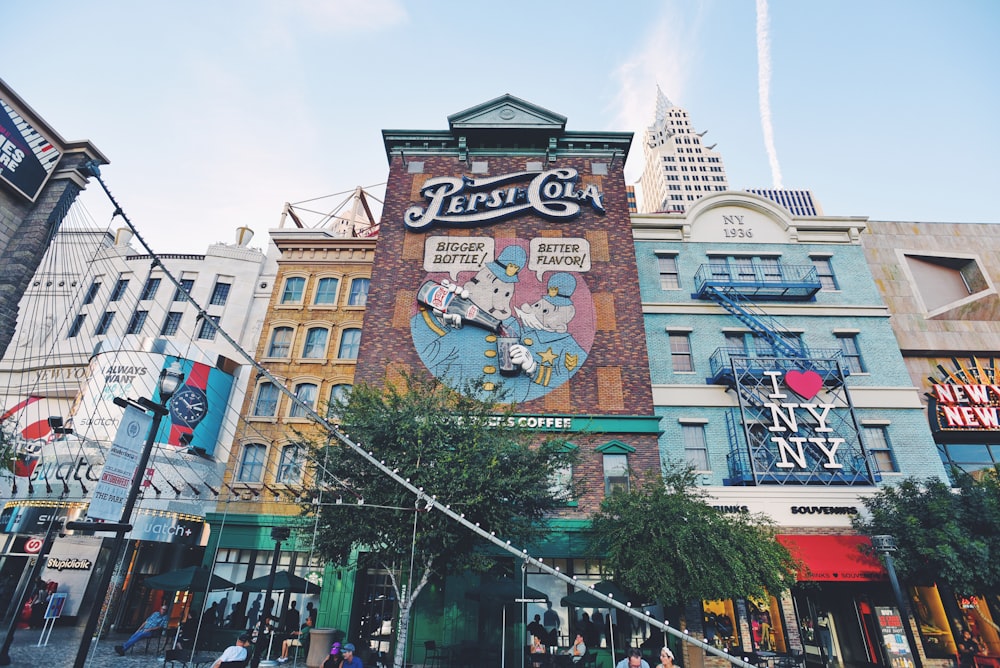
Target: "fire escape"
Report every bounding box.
[692,260,881,486]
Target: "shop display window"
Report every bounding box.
[909,585,957,658]
[747,594,788,654]
[703,599,739,651]
[957,594,1000,656]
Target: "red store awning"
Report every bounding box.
[777,534,887,582]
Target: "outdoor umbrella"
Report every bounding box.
[466,577,549,668]
[145,565,236,592]
[236,570,321,594]
[560,581,646,663]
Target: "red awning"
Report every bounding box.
[777,534,887,582]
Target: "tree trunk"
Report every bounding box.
[393,599,413,668]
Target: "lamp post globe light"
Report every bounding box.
[72,361,186,668]
[872,535,923,668]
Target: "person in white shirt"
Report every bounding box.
[212,633,252,668]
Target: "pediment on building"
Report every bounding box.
[448,94,567,132]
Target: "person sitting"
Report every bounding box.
[556,633,587,665]
[616,648,650,668]
[530,635,548,668]
[212,633,252,668]
[115,604,170,655]
[279,617,314,663]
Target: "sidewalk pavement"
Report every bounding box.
[1,624,225,667]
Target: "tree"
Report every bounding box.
[589,464,798,607]
[309,373,576,668]
[853,474,1000,598]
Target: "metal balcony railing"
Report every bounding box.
[707,347,847,386]
[693,263,822,301]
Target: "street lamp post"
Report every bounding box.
[872,535,923,668]
[71,362,185,668]
[260,526,291,662]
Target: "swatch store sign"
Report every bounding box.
[126,513,207,546]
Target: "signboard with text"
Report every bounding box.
[88,404,152,521]
[0,96,62,201]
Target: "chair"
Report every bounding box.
[425,640,446,668]
[164,648,189,668]
[578,651,597,668]
[142,627,165,654]
[220,661,249,668]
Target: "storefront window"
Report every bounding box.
[909,584,957,658]
[957,594,1000,656]
[747,594,787,654]
[702,599,738,651]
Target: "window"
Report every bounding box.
[68,314,86,338]
[140,277,161,300]
[126,310,148,335]
[302,327,328,358]
[314,277,340,305]
[289,382,318,418]
[83,281,101,305]
[550,462,573,502]
[281,276,306,304]
[938,444,1000,480]
[682,424,710,470]
[95,311,116,335]
[837,334,865,373]
[110,278,129,302]
[174,278,195,302]
[338,328,362,359]
[347,278,370,306]
[267,327,294,358]
[253,382,279,417]
[657,255,679,290]
[669,333,693,372]
[327,383,352,419]
[276,445,304,484]
[811,257,838,290]
[864,425,898,473]
[197,315,220,340]
[603,454,629,495]
[237,444,266,483]
[160,312,183,336]
[210,281,231,306]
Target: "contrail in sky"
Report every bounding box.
[756,0,783,188]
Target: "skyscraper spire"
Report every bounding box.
[638,88,729,214]
[654,84,674,124]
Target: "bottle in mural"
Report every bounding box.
[417,280,502,332]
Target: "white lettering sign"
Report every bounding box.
[404,168,604,231]
[763,371,843,469]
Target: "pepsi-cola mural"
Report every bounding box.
[411,232,595,401]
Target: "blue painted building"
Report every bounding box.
[633,192,948,668]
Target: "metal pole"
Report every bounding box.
[260,527,289,662]
[0,516,61,665]
[72,397,169,668]
[882,549,923,668]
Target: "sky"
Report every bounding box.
[5,0,999,254]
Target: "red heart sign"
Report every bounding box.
[785,370,822,400]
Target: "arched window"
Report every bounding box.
[347,278,370,306]
[327,384,352,419]
[314,277,340,305]
[267,327,294,358]
[253,382,279,417]
[276,444,304,484]
[338,328,362,359]
[237,444,266,482]
[281,276,306,304]
[302,327,329,359]
[289,382,318,418]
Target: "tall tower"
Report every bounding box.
[638,86,728,213]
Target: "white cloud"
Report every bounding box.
[609,5,704,183]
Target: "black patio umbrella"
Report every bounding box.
[466,578,549,668]
[145,565,236,592]
[236,570,321,594]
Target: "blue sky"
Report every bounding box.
[6,0,999,253]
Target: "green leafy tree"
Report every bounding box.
[589,465,798,606]
[853,474,1000,597]
[309,374,576,668]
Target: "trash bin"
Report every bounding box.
[307,628,339,668]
